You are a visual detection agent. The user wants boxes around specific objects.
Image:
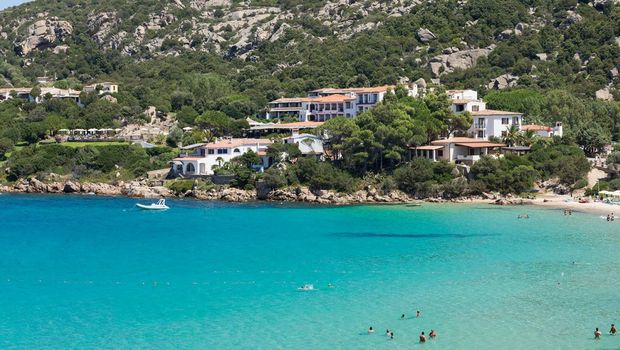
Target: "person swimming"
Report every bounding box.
[419,331,426,343]
[429,329,437,338]
[386,329,390,336]
[595,328,602,339]
[416,310,421,317]
[390,331,394,339]
[401,314,405,319]
[611,324,617,335]
[368,326,374,334]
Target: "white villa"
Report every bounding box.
[0,83,118,105]
[83,82,119,95]
[521,122,563,138]
[283,132,324,156]
[171,138,272,176]
[412,137,505,165]
[267,84,422,122]
[448,89,523,140]
[0,87,81,104]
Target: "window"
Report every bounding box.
[233,148,240,153]
[217,148,228,154]
[437,150,444,157]
[200,149,206,156]
[325,103,331,111]
[455,105,464,112]
[477,130,484,138]
[512,117,519,125]
[345,102,351,109]
[472,105,479,112]
[332,103,337,110]
[207,149,215,155]
[501,118,509,125]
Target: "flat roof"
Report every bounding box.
[456,142,505,148]
[471,109,521,116]
[431,137,491,145]
[415,145,444,150]
[250,121,324,131]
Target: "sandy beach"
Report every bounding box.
[526,193,617,216]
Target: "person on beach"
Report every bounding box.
[607,214,611,221]
[429,329,437,338]
[612,213,615,221]
[595,328,602,339]
[416,310,421,317]
[419,332,426,343]
[611,324,617,335]
[368,327,374,334]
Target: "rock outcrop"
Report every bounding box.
[488,74,519,90]
[417,28,436,42]
[596,85,614,101]
[15,18,73,56]
[429,45,495,77]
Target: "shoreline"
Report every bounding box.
[2,178,618,215]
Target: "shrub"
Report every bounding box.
[166,179,194,194]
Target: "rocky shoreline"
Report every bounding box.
[0,178,531,206]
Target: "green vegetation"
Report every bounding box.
[0,0,610,197]
[5,144,174,181]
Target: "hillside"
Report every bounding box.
[0,0,620,140]
[0,0,619,92]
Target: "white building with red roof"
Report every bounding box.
[171,137,272,176]
[521,122,563,137]
[412,137,505,165]
[448,89,523,140]
[267,84,421,122]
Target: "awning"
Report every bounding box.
[415,145,443,150]
[456,142,505,148]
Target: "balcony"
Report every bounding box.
[455,154,481,163]
[473,123,486,129]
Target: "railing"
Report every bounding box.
[456,155,481,162]
[473,123,486,129]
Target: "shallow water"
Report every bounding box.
[0,194,619,349]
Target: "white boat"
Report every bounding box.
[297,284,315,292]
[136,199,169,210]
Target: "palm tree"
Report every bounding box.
[502,125,520,147]
[520,129,536,147]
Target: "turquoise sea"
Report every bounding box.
[0,194,619,349]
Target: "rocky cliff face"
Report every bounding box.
[1,0,619,96]
[3,0,427,59]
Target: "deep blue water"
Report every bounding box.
[0,194,619,349]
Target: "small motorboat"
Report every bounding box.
[136,199,169,210]
[297,284,315,292]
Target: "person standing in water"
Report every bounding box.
[419,331,426,343]
[595,328,602,339]
[368,326,374,334]
[416,310,422,317]
[611,324,617,335]
[401,314,405,320]
[429,329,437,338]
